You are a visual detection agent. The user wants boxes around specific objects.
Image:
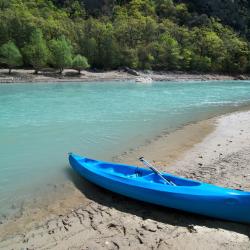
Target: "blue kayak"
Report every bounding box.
[69,153,250,224]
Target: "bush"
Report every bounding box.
[72,55,89,74]
[0,41,22,74]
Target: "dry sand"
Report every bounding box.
[0,68,249,83]
[0,110,250,249]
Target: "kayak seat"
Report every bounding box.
[162,174,201,186]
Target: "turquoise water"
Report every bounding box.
[1,80,250,216]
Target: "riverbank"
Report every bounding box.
[0,109,250,249]
[0,68,250,83]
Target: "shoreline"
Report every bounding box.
[1,69,250,84]
[1,108,250,249]
[0,103,247,229]
[115,103,250,167]
[0,115,216,240]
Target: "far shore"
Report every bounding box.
[1,68,250,84]
[1,108,250,249]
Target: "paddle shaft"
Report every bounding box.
[139,157,176,186]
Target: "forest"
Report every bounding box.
[0,0,250,74]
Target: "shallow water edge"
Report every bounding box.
[1,104,250,240]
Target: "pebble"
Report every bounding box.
[187,225,197,233]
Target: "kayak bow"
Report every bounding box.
[69,153,250,223]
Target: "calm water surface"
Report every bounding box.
[1,80,250,216]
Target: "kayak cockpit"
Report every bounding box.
[96,163,151,177]
[95,162,201,187]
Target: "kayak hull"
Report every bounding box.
[69,153,250,224]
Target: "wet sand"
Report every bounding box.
[0,110,250,249]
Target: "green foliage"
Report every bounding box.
[0,0,10,10]
[119,48,139,69]
[63,1,86,19]
[128,0,155,17]
[178,0,250,39]
[23,29,49,73]
[155,0,176,18]
[72,54,89,73]
[0,41,22,74]
[49,36,72,73]
[0,0,250,73]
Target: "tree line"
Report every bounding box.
[175,0,250,40]
[0,0,250,74]
[0,30,89,74]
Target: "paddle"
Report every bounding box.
[139,157,176,186]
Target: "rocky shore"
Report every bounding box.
[0,68,250,83]
[0,110,250,249]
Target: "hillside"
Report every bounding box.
[0,0,250,73]
[56,0,250,38]
[176,0,250,39]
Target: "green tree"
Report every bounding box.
[23,29,49,74]
[63,0,86,19]
[114,15,148,48]
[191,55,212,72]
[180,48,193,70]
[194,30,226,71]
[149,33,180,70]
[82,19,120,69]
[138,45,154,69]
[223,33,249,73]
[72,54,89,74]
[155,0,176,18]
[81,37,98,66]
[128,0,155,17]
[49,36,72,74]
[119,48,139,69]
[0,0,10,10]
[0,41,22,74]
[0,0,249,73]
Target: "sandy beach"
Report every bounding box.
[0,68,250,83]
[0,108,250,249]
